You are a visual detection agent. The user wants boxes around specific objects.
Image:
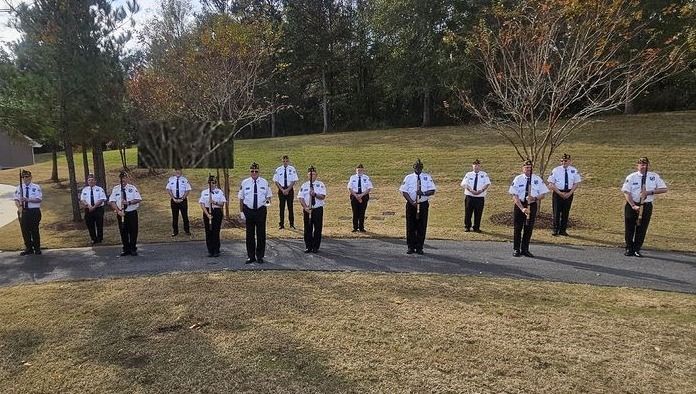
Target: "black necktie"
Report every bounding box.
[564,168,569,190]
[417,175,421,199]
[473,173,478,191]
[311,183,316,207]
[253,180,258,209]
[283,168,288,188]
[175,177,180,199]
[524,176,531,202]
[90,187,95,206]
[24,186,29,209]
[357,176,362,194]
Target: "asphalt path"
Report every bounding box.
[1,238,694,293]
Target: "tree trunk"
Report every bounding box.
[63,137,81,222]
[82,142,90,184]
[92,140,106,190]
[270,112,277,138]
[624,78,635,114]
[421,89,432,127]
[51,145,59,182]
[322,67,329,133]
[119,145,128,171]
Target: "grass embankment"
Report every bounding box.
[1,271,694,393]
[0,111,694,251]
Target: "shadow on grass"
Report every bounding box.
[0,328,44,379]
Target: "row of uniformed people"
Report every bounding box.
[13,154,667,259]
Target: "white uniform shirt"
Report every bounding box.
[347,174,374,194]
[80,185,107,208]
[400,172,437,202]
[14,182,42,208]
[238,177,272,209]
[109,184,142,212]
[199,188,227,208]
[166,175,192,199]
[547,165,582,191]
[273,165,299,189]
[461,171,491,197]
[298,180,327,209]
[621,171,667,204]
[508,174,549,201]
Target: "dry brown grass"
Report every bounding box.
[1,111,695,252]
[0,271,694,393]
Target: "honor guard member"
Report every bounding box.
[547,153,582,236]
[109,171,142,256]
[166,167,192,237]
[509,160,549,257]
[400,159,437,255]
[299,166,327,253]
[14,170,42,255]
[80,174,107,245]
[460,159,491,233]
[239,162,272,264]
[200,175,227,257]
[621,157,667,257]
[273,155,299,229]
[347,164,373,232]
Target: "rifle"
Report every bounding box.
[308,171,315,221]
[207,173,213,218]
[17,169,23,221]
[415,175,421,220]
[524,175,532,226]
[637,163,648,226]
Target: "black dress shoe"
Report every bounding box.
[311,248,319,253]
[34,249,42,255]
[212,253,220,257]
[633,251,644,258]
[474,229,482,233]
[279,225,285,229]
[352,229,359,233]
[359,228,366,232]
[304,248,312,253]
[406,249,415,254]
[131,251,138,256]
[464,228,471,232]
[513,250,521,257]
[119,251,131,257]
[522,251,534,258]
[245,258,256,264]
[551,231,559,236]
[416,249,424,255]
[171,233,178,237]
[624,250,634,256]
[257,258,264,264]
[290,225,296,229]
[560,231,569,236]
[20,249,33,256]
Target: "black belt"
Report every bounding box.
[244,205,266,211]
[22,207,40,211]
[560,189,571,192]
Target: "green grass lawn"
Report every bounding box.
[1,111,695,252]
[0,272,694,393]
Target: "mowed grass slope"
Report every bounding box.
[0,111,695,251]
[0,272,694,393]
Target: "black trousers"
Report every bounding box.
[170,198,190,234]
[350,194,370,230]
[513,202,537,252]
[117,210,138,253]
[405,201,429,251]
[20,208,41,252]
[244,206,267,259]
[278,188,295,227]
[203,208,223,254]
[303,206,323,250]
[552,192,574,233]
[84,206,104,242]
[625,202,653,252]
[464,195,485,230]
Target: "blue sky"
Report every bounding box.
[0,0,193,50]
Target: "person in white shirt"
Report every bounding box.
[400,159,437,255]
[547,153,582,236]
[79,173,107,245]
[199,175,227,258]
[14,170,43,255]
[238,162,272,264]
[166,167,192,237]
[508,160,550,258]
[347,164,373,232]
[621,157,668,257]
[109,171,143,257]
[298,166,327,253]
[273,155,299,229]
[460,159,491,233]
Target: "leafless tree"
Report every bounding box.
[458,0,692,176]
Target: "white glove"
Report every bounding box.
[239,212,246,221]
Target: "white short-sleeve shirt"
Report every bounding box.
[621,171,667,203]
[298,180,327,208]
[461,171,491,197]
[273,165,299,188]
[238,177,273,209]
[547,165,582,191]
[508,174,549,201]
[109,184,142,212]
[399,172,436,202]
